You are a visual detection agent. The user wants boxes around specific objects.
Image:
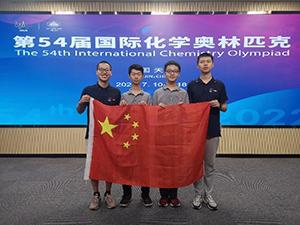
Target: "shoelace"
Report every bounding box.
[206,195,215,203]
[106,196,112,203]
[195,195,202,202]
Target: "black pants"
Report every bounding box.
[159,188,178,199]
[122,185,150,197]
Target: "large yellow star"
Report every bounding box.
[132,121,139,128]
[124,113,131,121]
[123,141,131,149]
[98,116,118,138]
[131,133,139,141]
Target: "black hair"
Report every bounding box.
[197,52,214,64]
[164,60,181,72]
[96,60,112,70]
[128,64,144,75]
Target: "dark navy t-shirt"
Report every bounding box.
[187,77,228,139]
[80,83,121,138]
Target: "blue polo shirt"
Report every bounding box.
[80,83,121,138]
[187,77,228,139]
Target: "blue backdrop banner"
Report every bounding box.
[0,14,299,125]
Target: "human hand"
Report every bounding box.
[79,95,90,104]
[120,100,127,105]
[209,99,220,108]
[158,103,166,108]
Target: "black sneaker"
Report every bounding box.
[119,195,131,207]
[141,195,153,207]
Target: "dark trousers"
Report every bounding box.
[122,185,150,197]
[159,188,178,199]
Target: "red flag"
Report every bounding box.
[84,98,210,188]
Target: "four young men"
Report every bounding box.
[77,53,228,210]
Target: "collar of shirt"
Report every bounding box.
[96,82,110,89]
[128,88,144,96]
[196,76,216,85]
[163,85,181,92]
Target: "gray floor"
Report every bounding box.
[0,157,299,225]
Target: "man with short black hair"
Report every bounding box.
[77,60,121,210]
[187,53,228,210]
[153,60,189,208]
[119,64,153,208]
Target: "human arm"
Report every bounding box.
[120,95,127,105]
[208,99,227,112]
[153,90,165,108]
[76,94,90,114]
[219,102,227,112]
[187,82,193,103]
[116,90,122,105]
[183,91,190,104]
[218,81,228,112]
[152,91,158,105]
[140,94,152,105]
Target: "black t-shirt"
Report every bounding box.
[80,83,121,139]
[187,77,228,139]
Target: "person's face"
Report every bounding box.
[129,69,143,85]
[96,63,112,82]
[165,65,180,83]
[197,56,214,74]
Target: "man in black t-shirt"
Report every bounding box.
[187,53,228,211]
[77,60,121,210]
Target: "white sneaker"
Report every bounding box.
[89,195,100,210]
[104,193,117,209]
[192,195,203,209]
[204,194,218,210]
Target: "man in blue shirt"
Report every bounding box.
[187,53,228,210]
[77,60,121,210]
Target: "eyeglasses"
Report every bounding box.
[98,68,111,73]
[166,70,179,74]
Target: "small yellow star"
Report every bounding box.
[131,133,139,141]
[123,141,131,149]
[132,121,139,128]
[124,113,131,121]
[98,116,118,138]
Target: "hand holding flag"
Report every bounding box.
[84,98,210,188]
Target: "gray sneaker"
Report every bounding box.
[204,194,218,210]
[89,195,101,210]
[104,193,117,209]
[192,194,203,209]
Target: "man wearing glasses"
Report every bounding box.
[77,60,121,210]
[153,60,189,207]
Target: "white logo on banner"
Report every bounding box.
[15,21,28,32]
[46,21,62,32]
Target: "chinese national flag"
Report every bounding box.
[84,99,210,188]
